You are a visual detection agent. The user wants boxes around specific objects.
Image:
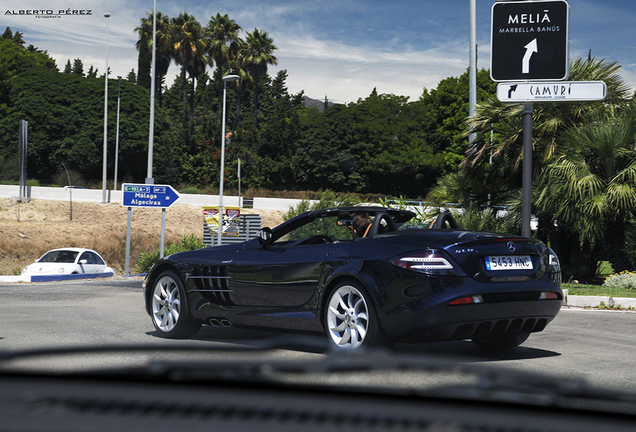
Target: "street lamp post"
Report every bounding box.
[468,0,477,146]
[102,12,111,204]
[114,76,121,192]
[217,74,240,246]
[147,0,157,185]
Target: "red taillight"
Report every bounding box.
[448,295,483,306]
[540,292,559,300]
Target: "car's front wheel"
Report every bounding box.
[150,270,201,338]
[325,281,386,349]
[471,332,530,350]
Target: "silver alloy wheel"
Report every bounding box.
[326,284,369,349]
[152,275,182,333]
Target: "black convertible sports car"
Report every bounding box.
[143,207,563,349]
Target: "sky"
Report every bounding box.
[2,0,635,104]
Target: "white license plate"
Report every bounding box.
[485,255,533,271]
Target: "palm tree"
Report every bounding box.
[171,12,208,122]
[230,38,254,124]
[427,165,515,209]
[536,110,636,272]
[187,56,208,125]
[135,12,173,106]
[243,29,278,127]
[205,13,241,121]
[465,57,632,173]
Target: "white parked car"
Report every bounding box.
[22,248,114,276]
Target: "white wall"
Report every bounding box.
[0,185,305,212]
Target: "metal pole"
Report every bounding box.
[522,104,533,238]
[62,163,72,221]
[146,0,156,185]
[102,13,111,204]
[160,208,166,258]
[217,74,240,245]
[218,79,228,246]
[114,76,121,192]
[125,206,132,276]
[238,158,241,208]
[18,120,27,201]
[468,0,477,146]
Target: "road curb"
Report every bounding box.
[562,289,636,310]
[0,272,114,283]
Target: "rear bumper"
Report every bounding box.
[383,299,562,343]
[374,269,562,343]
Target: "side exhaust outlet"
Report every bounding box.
[209,318,232,327]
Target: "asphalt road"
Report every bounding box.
[2,279,636,392]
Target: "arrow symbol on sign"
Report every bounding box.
[508,84,518,99]
[522,39,537,74]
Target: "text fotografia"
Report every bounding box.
[5,10,92,18]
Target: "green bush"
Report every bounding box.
[0,156,19,183]
[380,198,515,234]
[135,234,204,274]
[284,190,362,221]
[453,204,515,234]
[179,186,204,194]
[603,271,636,290]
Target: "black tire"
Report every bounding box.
[471,332,530,350]
[324,280,388,349]
[150,270,202,339]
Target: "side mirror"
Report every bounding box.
[257,227,273,246]
[79,259,88,265]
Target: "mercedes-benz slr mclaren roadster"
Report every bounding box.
[143,207,562,349]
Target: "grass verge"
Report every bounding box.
[563,283,636,298]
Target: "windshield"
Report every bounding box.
[38,250,79,263]
[276,216,353,243]
[1,2,635,430]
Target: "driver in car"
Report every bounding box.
[351,212,372,239]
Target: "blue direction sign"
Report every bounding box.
[122,184,180,208]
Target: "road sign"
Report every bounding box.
[491,0,570,82]
[122,183,180,208]
[497,81,607,103]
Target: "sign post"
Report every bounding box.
[491,0,570,238]
[121,184,181,275]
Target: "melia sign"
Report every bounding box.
[491,0,570,82]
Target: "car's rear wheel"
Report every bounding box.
[471,332,530,350]
[325,281,386,349]
[151,270,201,339]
